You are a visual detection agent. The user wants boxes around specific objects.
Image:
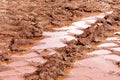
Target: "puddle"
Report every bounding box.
[65,57,120,80]
[87,50,111,55]
[97,43,119,47]
[12,50,54,59]
[110,47,120,52]
[0,66,36,78]
[25,57,47,64]
[12,52,39,58]
[55,26,77,31]
[67,29,83,34]
[106,37,120,41]
[55,26,84,35]
[0,70,21,77]
[15,66,36,74]
[0,65,12,72]
[72,20,91,29]
[101,55,120,62]
[32,37,67,49]
[72,12,112,29]
[2,76,24,80]
[7,61,28,68]
[33,12,112,50]
[115,32,120,35]
[32,31,75,49]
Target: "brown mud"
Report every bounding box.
[24,8,120,80]
[0,0,118,55]
[0,0,120,80]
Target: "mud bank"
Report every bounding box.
[24,8,120,80]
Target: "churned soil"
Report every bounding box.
[0,0,116,54]
[0,0,120,80]
[24,8,120,80]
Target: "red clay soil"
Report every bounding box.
[0,0,120,80]
[24,8,120,80]
[0,0,116,54]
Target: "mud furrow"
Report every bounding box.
[0,11,111,80]
[26,11,120,80]
[24,9,120,80]
[1,8,120,80]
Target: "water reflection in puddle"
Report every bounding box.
[106,37,120,41]
[33,12,112,50]
[25,57,47,64]
[32,31,75,49]
[8,61,28,68]
[2,76,24,80]
[101,55,120,62]
[87,50,111,55]
[15,66,36,74]
[0,70,21,77]
[12,52,39,58]
[115,32,120,35]
[110,47,120,52]
[66,57,120,80]
[97,43,119,47]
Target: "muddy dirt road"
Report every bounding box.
[0,0,119,54]
[24,9,120,80]
[0,12,104,80]
[0,0,120,80]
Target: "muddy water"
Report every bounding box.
[65,57,120,80]
[64,26,120,80]
[32,12,112,50]
[0,12,114,80]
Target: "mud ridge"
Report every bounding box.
[24,8,120,80]
[0,0,120,79]
[0,0,119,56]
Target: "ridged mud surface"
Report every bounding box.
[0,0,120,80]
[24,9,120,80]
[0,0,118,54]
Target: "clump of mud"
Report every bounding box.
[0,52,11,62]
[24,8,120,80]
[74,8,120,46]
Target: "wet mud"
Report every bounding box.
[1,0,120,80]
[0,0,118,54]
[24,8,120,80]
